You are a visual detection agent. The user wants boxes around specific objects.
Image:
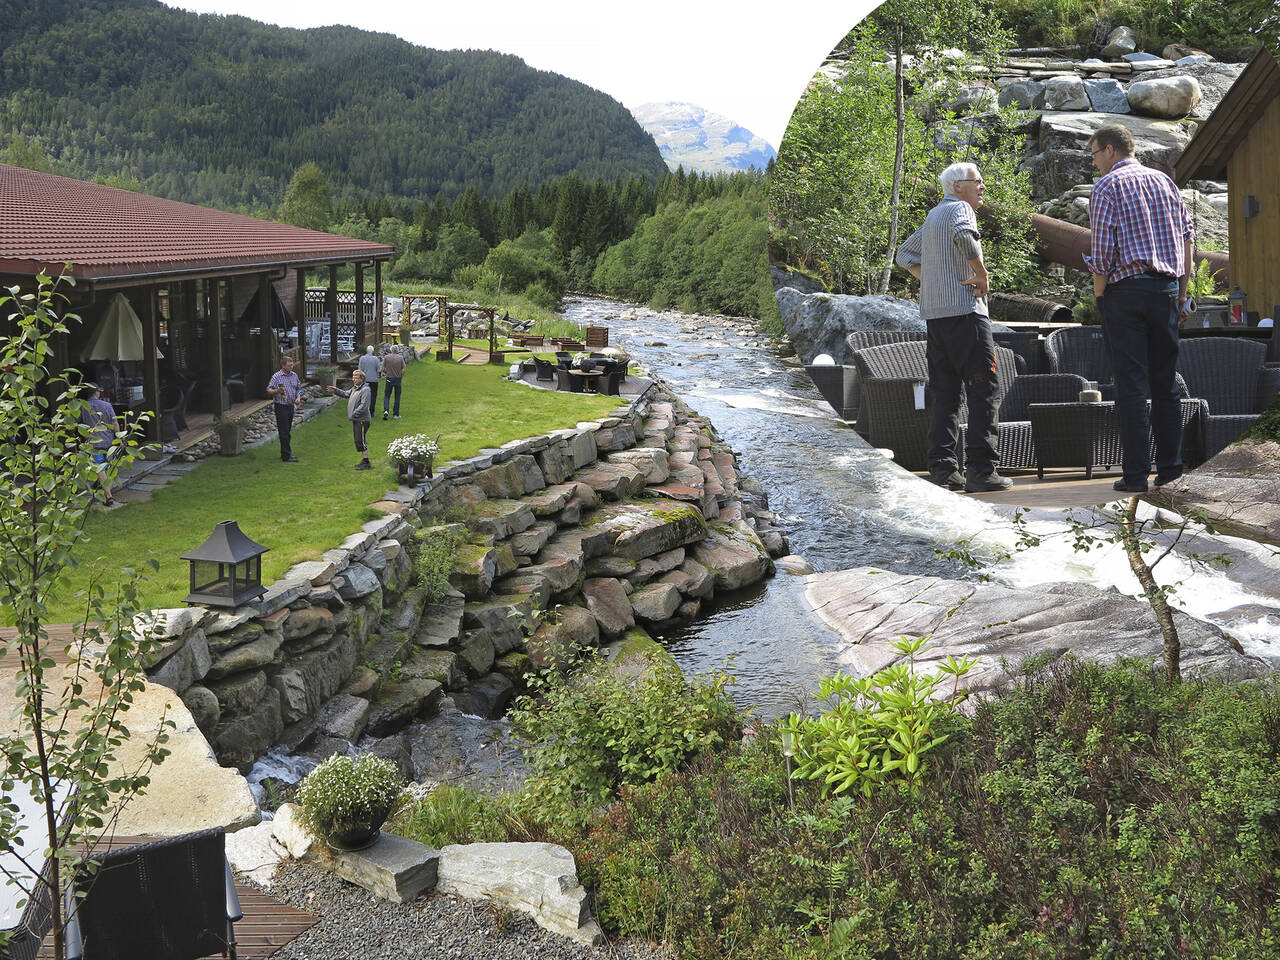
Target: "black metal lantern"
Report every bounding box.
[182,521,268,608]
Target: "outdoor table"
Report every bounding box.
[1030,398,1202,480]
[1180,325,1272,340]
[569,369,602,392]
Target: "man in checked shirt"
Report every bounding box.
[1084,123,1195,494]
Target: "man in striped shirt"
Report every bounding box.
[1084,124,1195,493]
[896,161,1011,492]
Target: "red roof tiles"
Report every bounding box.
[0,164,394,281]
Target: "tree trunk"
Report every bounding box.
[879,23,908,295]
[1118,496,1181,683]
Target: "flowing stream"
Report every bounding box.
[564,296,1280,717]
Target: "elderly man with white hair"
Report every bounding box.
[357,344,383,421]
[895,161,1011,493]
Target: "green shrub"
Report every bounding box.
[389,783,513,847]
[413,527,459,603]
[781,636,975,797]
[583,659,1280,959]
[295,753,404,840]
[508,656,741,831]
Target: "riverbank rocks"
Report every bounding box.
[137,373,783,778]
[805,567,1271,696]
[436,842,603,946]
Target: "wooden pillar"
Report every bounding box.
[142,287,161,443]
[258,274,273,395]
[211,279,226,416]
[488,308,496,358]
[374,260,384,344]
[354,261,365,349]
[436,296,447,338]
[327,265,339,364]
[296,269,308,379]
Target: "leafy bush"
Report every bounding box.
[389,783,513,847]
[413,527,459,603]
[508,656,741,831]
[295,753,404,840]
[780,636,975,797]
[583,659,1280,959]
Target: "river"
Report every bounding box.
[563,295,1280,717]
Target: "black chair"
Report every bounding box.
[596,370,623,396]
[1176,337,1280,460]
[1,862,54,960]
[1044,326,1114,394]
[554,368,581,393]
[532,357,555,382]
[554,351,572,366]
[64,828,242,960]
[992,329,1046,375]
[160,378,198,441]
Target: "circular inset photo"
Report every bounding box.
[770,8,1280,509]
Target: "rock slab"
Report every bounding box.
[436,841,603,945]
[327,832,440,903]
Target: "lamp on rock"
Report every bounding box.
[182,521,268,608]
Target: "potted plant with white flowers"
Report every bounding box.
[571,351,595,371]
[386,432,439,485]
[296,753,405,851]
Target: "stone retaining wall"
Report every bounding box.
[143,382,789,771]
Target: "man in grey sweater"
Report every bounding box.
[895,162,1010,493]
[326,369,373,470]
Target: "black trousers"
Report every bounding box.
[926,312,1000,477]
[1100,274,1182,483]
[274,402,294,459]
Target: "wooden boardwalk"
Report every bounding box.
[35,837,318,960]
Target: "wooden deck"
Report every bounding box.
[913,466,1139,509]
[34,837,318,960]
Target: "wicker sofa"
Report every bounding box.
[853,339,1088,472]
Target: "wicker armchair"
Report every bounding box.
[1176,337,1280,460]
[833,330,927,431]
[1,862,53,960]
[532,357,555,382]
[992,329,1046,374]
[854,339,1077,471]
[1044,326,1113,393]
[554,368,581,392]
[64,828,241,960]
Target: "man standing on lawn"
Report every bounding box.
[381,347,406,420]
[358,345,382,421]
[1084,123,1195,494]
[266,355,303,462]
[895,161,1011,493]
[327,369,373,470]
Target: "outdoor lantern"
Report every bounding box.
[1229,285,1247,325]
[182,520,269,608]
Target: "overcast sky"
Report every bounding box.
[161,0,880,149]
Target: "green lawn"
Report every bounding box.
[40,359,619,621]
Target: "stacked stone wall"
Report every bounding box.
[144,383,789,771]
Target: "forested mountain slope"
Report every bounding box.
[0,0,668,208]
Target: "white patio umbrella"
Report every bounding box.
[80,293,149,361]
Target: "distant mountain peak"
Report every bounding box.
[631,102,775,175]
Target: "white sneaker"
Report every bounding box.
[393,414,401,419]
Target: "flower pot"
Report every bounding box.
[311,368,337,388]
[397,457,433,485]
[399,326,412,346]
[217,425,245,457]
[327,826,383,852]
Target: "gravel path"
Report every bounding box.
[256,861,672,960]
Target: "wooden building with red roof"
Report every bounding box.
[1175,49,1280,318]
[0,164,394,441]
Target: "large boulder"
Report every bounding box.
[689,521,775,591]
[775,289,923,364]
[997,80,1045,110]
[591,501,710,562]
[1082,78,1130,114]
[436,842,603,946]
[1101,26,1137,59]
[1126,75,1202,119]
[1026,112,1193,197]
[1044,75,1090,111]
[804,567,1271,695]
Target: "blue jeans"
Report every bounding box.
[1100,274,1182,484]
[383,376,402,415]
